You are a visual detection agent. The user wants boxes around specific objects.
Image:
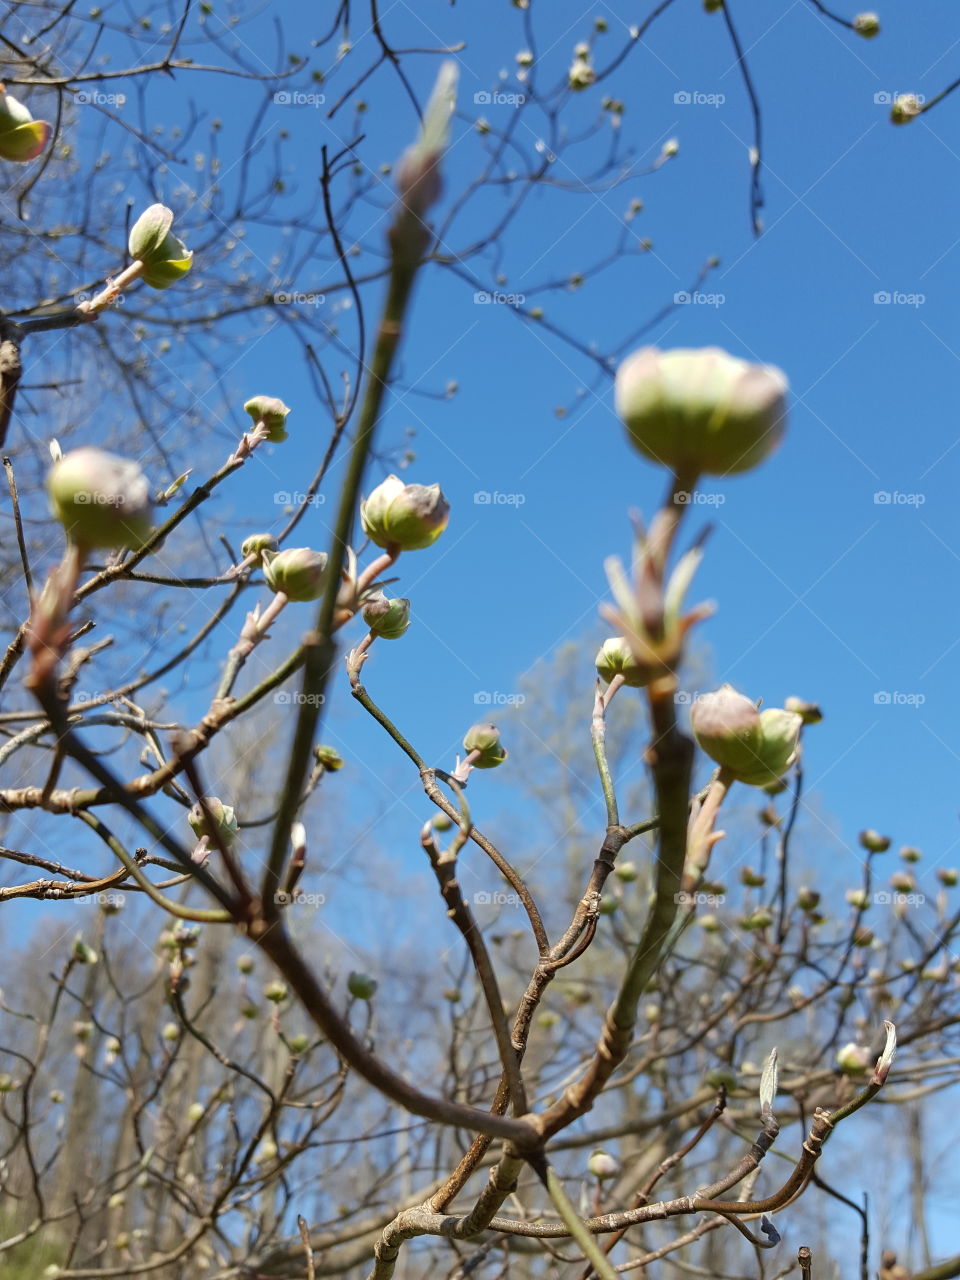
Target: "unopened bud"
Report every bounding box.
[615,860,639,882]
[241,533,278,563]
[899,845,921,863]
[347,971,378,1000]
[463,722,507,769]
[588,1150,619,1179]
[187,797,238,847]
[262,547,328,601]
[691,685,801,787]
[128,204,193,288]
[836,1042,871,1074]
[264,981,288,1004]
[362,592,412,639]
[314,745,344,771]
[595,636,649,688]
[243,396,291,443]
[360,475,450,551]
[891,94,922,125]
[853,12,880,36]
[0,84,51,162]
[48,447,153,551]
[859,830,891,853]
[784,696,822,724]
[937,868,958,887]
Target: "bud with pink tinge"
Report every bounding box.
[691,685,801,787]
[128,204,193,288]
[262,547,328,601]
[360,475,449,551]
[0,84,51,161]
[362,592,411,639]
[615,346,788,477]
[463,723,507,769]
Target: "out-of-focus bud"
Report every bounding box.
[662,138,680,157]
[314,745,344,772]
[691,685,801,787]
[288,1033,310,1053]
[432,813,454,832]
[699,914,721,932]
[0,84,51,162]
[48,447,153,551]
[237,954,255,974]
[265,981,288,1004]
[615,346,788,477]
[598,898,618,915]
[836,1042,871,1074]
[784,696,822,725]
[853,925,874,947]
[255,1140,278,1163]
[937,868,958,887]
[890,871,915,892]
[853,12,880,36]
[859,830,891,853]
[162,1022,180,1042]
[443,987,461,1003]
[615,860,639,882]
[703,0,724,9]
[394,61,457,220]
[899,845,921,862]
[740,908,773,931]
[704,1068,737,1090]
[128,204,193,288]
[243,395,291,443]
[891,94,922,125]
[241,533,278,564]
[362,591,412,639]
[262,547,328,601]
[588,1150,620,1179]
[72,936,98,965]
[463,722,507,769]
[568,53,596,91]
[537,1010,559,1028]
[846,888,870,909]
[187,797,238,847]
[347,971,378,1000]
[740,868,766,888]
[595,636,649,688]
[187,1102,205,1123]
[360,475,450,551]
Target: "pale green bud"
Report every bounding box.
[187,1102,205,1123]
[859,830,891,853]
[740,909,773,930]
[568,58,596,90]
[243,395,291,443]
[740,867,766,888]
[48,447,153,550]
[241,533,278,563]
[615,346,788,477]
[128,204,193,288]
[691,685,801,786]
[595,636,649,688]
[360,474,450,551]
[615,860,639,882]
[891,94,922,125]
[784,696,822,725]
[937,868,958,887]
[853,13,880,37]
[187,797,238,846]
[347,971,378,1000]
[0,85,51,162]
[588,1150,619,1179]
[265,981,288,1004]
[236,954,255,974]
[463,722,507,769]
[162,1022,180,1042]
[362,592,411,639]
[288,1033,310,1053]
[836,1042,871,1074]
[846,888,870,909]
[314,745,344,771]
[72,935,98,964]
[262,547,328,601]
[899,844,921,862]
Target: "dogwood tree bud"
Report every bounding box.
[243,395,291,443]
[187,798,238,847]
[128,204,193,288]
[347,972,378,1000]
[0,84,51,162]
[891,94,922,125]
[265,981,288,1004]
[360,475,450,551]
[860,830,891,853]
[314,745,344,771]
[836,1042,871,1073]
[262,547,328,601]
[797,886,820,911]
[846,888,870,909]
[595,636,649,687]
[48,447,153,551]
[588,1150,619,1179]
[237,955,254,974]
[899,845,921,862]
[568,55,596,90]
[853,12,880,36]
[362,592,411,639]
[784,696,822,725]
[691,685,801,787]
[241,533,278,563]
[937,868,958,887]
[463,723,507,769]
[615,860,639,882]
[740,868,766,888]
[615,346,788,477]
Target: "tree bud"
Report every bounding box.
[937,868,958,887]
[899,845,921,862]
[853,12,880,36]
[241,533,278,564]
[72,936,98,964]
[360,474,450,551]
[128,204,193,288]
[187,797,238,846]
[243,395,291,443]
[314,745,344,771]
[836,1042,871,1073]
[740,867,766,888]
[237,954,255,974]
[262,547,328,601]
[859,830,891,853]
[891,94,922,125]
[347,971,378,1000]
[568,56,596,90]
[784,695,822,724]
[797,886,820,911]
[691,685,801,787]
[463,722,507,769]
[265,981,288,1004]
[588,1150,619,1179]
[615,346,787,477]
[740,909,773,930]
[362,591,412,639]
[0,85,51,162]
[615,860,639,882]
[47,447,153,550]
[595,636,649,687]
[845,888,870,909]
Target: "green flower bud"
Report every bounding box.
[262,547,328,601]
[691,686,801,787]
[740,909,773,930]
[255,1140,278,1163]
[937,868,958,887]
[360,474,450,551]
[241,533,278,563]
[598,897,618,915]
[899,845,921,862]
[443,987,462,1003]
[362,592,412,639]
[432,813,454,832]
[237,954,255,974]
[241,1002,259,1020]
[797,886,820,911]
[73,1020,93,1041]
[72,936,98,964]
[588,1150,619,1179]
[784,696,822,725]
[48,447,153,551]
[704,1068,737,1090]
[463,722,507,769]
[187,1102,205,1123]
[0,85,51,162]
[49,1089,64,1103]
[615,860,639,883]
[699,913,721,933]
[314,745,344,771]
[288,1033,310,1053]
[187,797,238,846]
[853,925,874,946]
[703,0,723,9]
[0,1073,15,1093]
[347,971,378,1000]
[243,395,291,443]
[595,636,649,687]
[845,888,870,909]
[891,94,922,125]
[162,1022,180,1042]
[859,830,891,853]
[836,1042,871,1073]
[568,57,596,90]
[890,871,915,892]
[265,981,288,1004]
[740,868,766,888]
[853,12,880,36]
[537,1010,559,1029]
[662,138,680,157]
[615,346,788,477]
[128,204,193,288]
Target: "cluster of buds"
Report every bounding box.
[690,685,802,787]
[0,84,50,162]
[128,204,193,289]
[47,446,154,552]
[360,474,450,552]
[615,346,788,479]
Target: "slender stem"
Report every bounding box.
[592,678,620,827]
[3,456,32,596]
[538,1162,618,1280]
